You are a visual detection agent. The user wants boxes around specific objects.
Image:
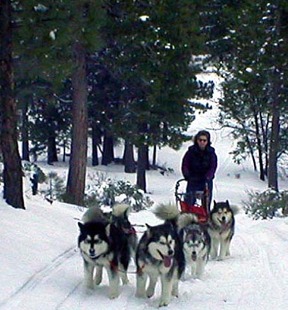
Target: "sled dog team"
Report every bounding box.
[78,201,236,307]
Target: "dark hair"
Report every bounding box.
[193,130,211,145]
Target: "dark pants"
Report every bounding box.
[30,175,38,195]
[185,178,213,210]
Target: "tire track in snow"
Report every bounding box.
[54,281,82,310]
[235,231,286,309]
[0,246,78,310]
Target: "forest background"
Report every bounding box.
[0,0,288,210]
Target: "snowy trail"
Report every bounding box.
[1,73,288,310]
[2,215,288,310]
[0,247,79,310]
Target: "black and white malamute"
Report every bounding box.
[111,203,138,261]
[78,206,130,299]
[135,222,185,307]
[153,203,210,279]
[208,200,235,260]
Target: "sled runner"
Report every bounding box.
[174,178,210,223]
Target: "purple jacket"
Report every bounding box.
[181,144,218,181]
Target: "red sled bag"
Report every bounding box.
[179,201,208,223]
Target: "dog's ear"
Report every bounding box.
[226,200,230,206]
[78,222,84,231]
[213,200,217,206]
[182,228,187,239]
[105,223,111,236]
[145,223,152,238]
[124,208,130,219]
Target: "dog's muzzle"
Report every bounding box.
[191,251,197,261]
[89,248,97,258]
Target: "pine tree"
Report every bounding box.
[102,0,214,191]
[16,1,105,205]
[0,0,25,209]
[203,0,288,189]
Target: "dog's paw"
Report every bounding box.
[109,290,120,299]
[217,256,225,261]
[159,299,169,307]
[147,290,154,298]
[95,279,101,285]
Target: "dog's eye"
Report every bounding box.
[94,239,102,244]
[160,241,166,245]
[84,239,90,244]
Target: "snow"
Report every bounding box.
[1,75,288,310]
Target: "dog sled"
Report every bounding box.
[174,178,210,223]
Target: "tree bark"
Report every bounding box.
[65,41,88,206]
[101,130,114,165]
[123,140,136,173]
[152,144,157,166]
[91,122,101,166]
[21,99,29,161]
[0,0,25,209]
[253,109,265,181]
[268,100,280,191]
[47,134,58,164]
[136,145,147,192]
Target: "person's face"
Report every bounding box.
[197,135,208,150]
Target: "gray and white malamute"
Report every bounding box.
[135,222,185,307]
[153,203,211,279]
[178,214,210,279]
[78,206,130,299]
[208,200,235,260]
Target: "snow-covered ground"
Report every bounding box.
[1,75,288,310]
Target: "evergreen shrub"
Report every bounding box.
[243,188,288,219]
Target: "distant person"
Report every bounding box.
[30,164,39,195]
[181,130,218,209]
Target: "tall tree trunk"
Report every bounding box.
[253,110,265,181]
[21,98,29,161]
[62,140,67,162]
[268,101,280,191]
[245,134,257,171]
[268,7,282,191]
[65,41,88,206]
[0,0,24,209]
[123,140,136,173]
[91,122,101,166]
[145,145,150,170]
[101,130,114,165]
[152,144,157,166]
[47,134,58,164]
[260,111,269,176]
[136,145,147,192]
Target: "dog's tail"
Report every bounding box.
[82,206,106,223]
[112,203,131,217]
[177,213,199,230]
[153,202,180,221]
